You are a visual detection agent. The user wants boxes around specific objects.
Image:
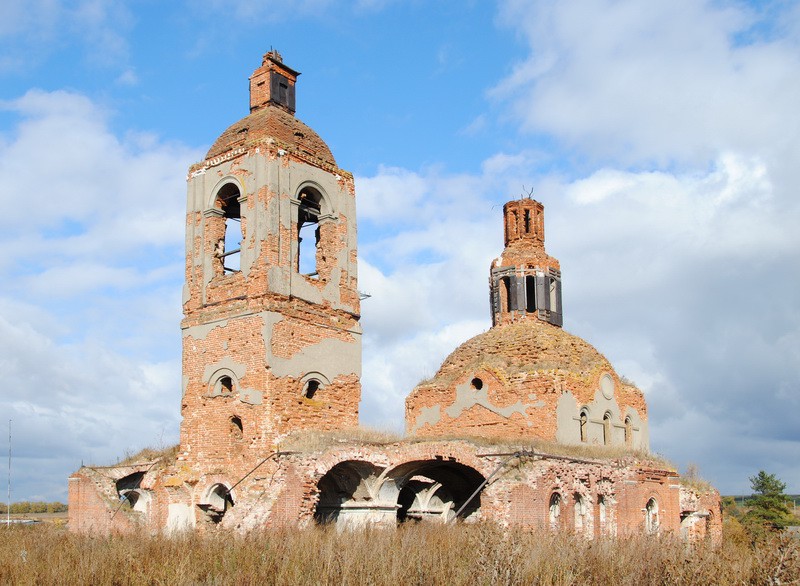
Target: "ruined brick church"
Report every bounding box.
[68,51,720,541]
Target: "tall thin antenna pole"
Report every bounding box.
[6,419,10,528]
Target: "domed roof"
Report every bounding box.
[205,105,336,166]
[427,319,613,387]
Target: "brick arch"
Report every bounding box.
[207,176,245,210]
[383,441,496,477]
[195,476,236,526]
[644,494,660,534]
[377,458,486,523]
[313,459,386,526]
[295,180,333,216]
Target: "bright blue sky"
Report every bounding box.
[1,0,799,502]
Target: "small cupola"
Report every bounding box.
[490,198,563,328]
[249,50,300,114]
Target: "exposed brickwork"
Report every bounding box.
[68,465,153,535]
[406,319,648,445]
[206,101,335,165]
[248,50,299,115]
[67,53,720,545]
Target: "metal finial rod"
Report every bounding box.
[520,185,535,200]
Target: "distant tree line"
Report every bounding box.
[0,501,67,514]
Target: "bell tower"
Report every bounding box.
[490,198,562,327]
[179,51,361,470]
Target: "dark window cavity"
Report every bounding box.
[303,379,321,399]
[526,275,536,312]
[230,416,243,439]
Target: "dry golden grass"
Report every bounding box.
[279,427,405,452]
[114,444,180,468]
[0,522,797,585]
[278,428,675,471]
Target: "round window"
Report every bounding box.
[600,374,615,400]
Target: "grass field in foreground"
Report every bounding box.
[0,522,797,585]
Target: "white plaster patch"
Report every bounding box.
[166,503,194,533]
[239,388,263,405]
[260,311,361,379]
[183,320,229,341]
[412,404,441,433]
[445,381,528,420]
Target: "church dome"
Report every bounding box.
[205,105,336,166]
[424,319,613,388]
[406,199,648,448]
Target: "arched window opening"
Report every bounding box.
[524,209,531,233]
[210,372,237,397]
[199,484,234,525]
[573,494,587,532]
[297,189,322,277]
[116,472,149,513]
[549,276,559,314]
[501,276,512,312]
[645,498,659,534]
[471,377,483,391]
[603,412,612,446]
[120,489,151,514]
[525,275,536,313]
[598,495,607,534]
[215,183,242,274]
[230,416,243,440]
[624,416,633,447]
[303,379,321,399]
[549,492,561,529]
[579,410,588,443]
[397,480,455,524]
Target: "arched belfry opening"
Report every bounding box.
[214,183,242,274]
[297,187,323,277]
